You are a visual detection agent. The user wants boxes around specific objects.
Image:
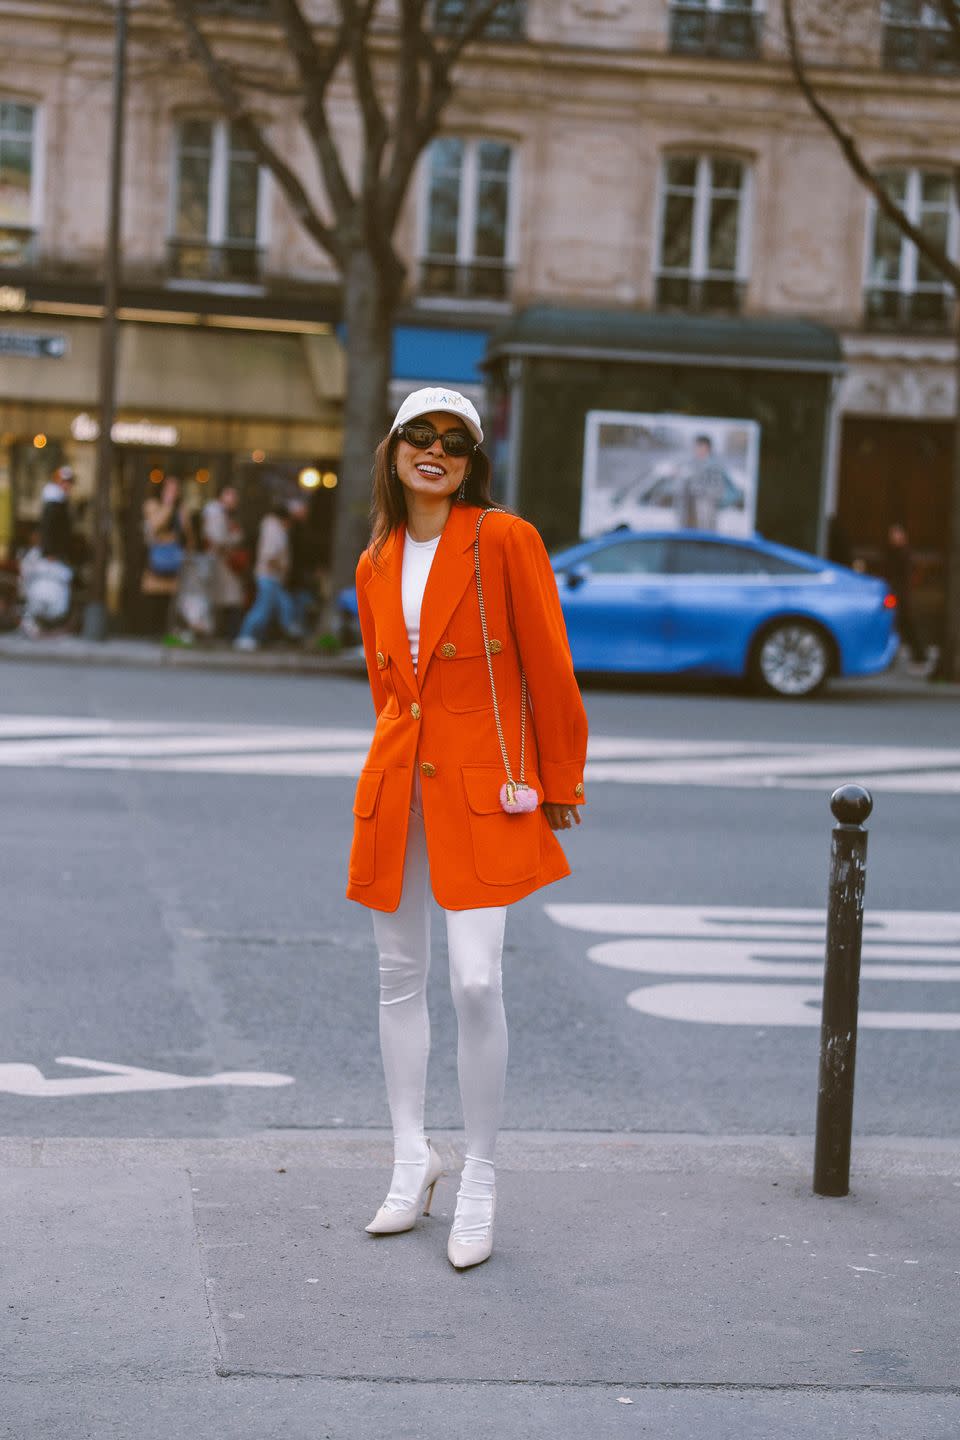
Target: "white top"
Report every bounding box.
[401,529,442,673]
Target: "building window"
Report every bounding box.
[882,1,960,73]
[865,168,957,332]
[655,155,749,313]
[433,0,526,40]
[169,118,264,284]
[419,138,515,302]
[0,101,37,268]
[668,0,764,59]
[195,0,271,13]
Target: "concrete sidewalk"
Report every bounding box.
[3,1131,959,1439]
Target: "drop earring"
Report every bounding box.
[458,469,470,502]
[390,461,397,481]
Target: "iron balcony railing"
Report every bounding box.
[655,273,746,313]
[432,0,526,41]
[864,285,954,332]
[0,227,37,269]
[669,4,764,59]
[418,256,513,302]
[167,238,264,285]
[882,18,960,73]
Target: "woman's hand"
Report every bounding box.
[543,801,581,831]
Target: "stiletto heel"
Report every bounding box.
[365,1138,445,1235]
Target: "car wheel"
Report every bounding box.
[751,620,831,698]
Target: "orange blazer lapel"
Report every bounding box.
[363,523,418,698]
[417,502,480,689]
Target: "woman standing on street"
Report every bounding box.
[345,386,589,1270]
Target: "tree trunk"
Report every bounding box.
[325,246,396,636]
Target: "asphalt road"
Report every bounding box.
[2,661,958,1141]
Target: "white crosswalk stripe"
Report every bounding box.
[1,715,959,792]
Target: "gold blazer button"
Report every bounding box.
[574,782,584,797]
[440,642,457,658]
[420,761,436,777]
[487,638,502,654]
[376,651,386,669]
[410,702,421,719]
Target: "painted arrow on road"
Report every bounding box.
[0,1056,295,1096]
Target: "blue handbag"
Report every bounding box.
[148,541,185,577]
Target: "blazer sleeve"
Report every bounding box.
[502,517,588,806]
[355,551,390,719]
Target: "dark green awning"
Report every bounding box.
[484,305,844,374]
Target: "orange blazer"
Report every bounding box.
[345,501,589,912]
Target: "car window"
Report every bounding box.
[668,540,810,576]
[585,539,667,575]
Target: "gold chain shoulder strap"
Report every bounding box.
[474,507,527,798]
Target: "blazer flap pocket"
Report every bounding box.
[461,766,505,815]
[353,768,384,818]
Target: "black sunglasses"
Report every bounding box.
[396,420,476,458]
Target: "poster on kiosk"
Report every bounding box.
[581,411,760,540]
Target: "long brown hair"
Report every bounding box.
[367,425,515,574]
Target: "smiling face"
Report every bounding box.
[394,410,472,505]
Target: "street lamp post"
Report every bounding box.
[83,0,129,641]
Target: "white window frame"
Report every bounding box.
[0,98,42,259]
[669,0,764,12]
[415,135,518,309]
[864,165,958,304]
[168,116,270,287]
[654,153,752,289]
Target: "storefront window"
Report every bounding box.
[0,100,37,267]
[865,167,957,331]
[656,154,749,312]
[420,138,515,301]
[169,118,264,283]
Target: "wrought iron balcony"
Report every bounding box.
[669,4,763,59]
[655,273,746,313]
[882,18,960,73]
[167,238,264,285]
[195,0,271,14]
[418,256,513,302]
[0,227,37,269]
[432,0,526,41]
[864,285,954,333]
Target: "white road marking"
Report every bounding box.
[1,716,959,793]
[544,905,960,1030]
[0,1056,294,1096]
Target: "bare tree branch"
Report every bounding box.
[269,0,355,223]
[338,0,389,231]
[382,0,504,227]
[168,0,340,262]
[783,0,960,292]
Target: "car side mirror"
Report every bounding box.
[564,562,591,590]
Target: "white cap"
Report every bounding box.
[391,386,483,446]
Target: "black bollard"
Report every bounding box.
[813,783,873,1198]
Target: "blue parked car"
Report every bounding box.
[549,529,898,696]
[338,528,899,698]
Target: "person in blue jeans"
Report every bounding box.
[233,505,304,651]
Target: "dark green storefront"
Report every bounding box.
[484,306,844,555]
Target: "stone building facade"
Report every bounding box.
[0,0,956,621]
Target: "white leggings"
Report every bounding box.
[371,765,509,1169]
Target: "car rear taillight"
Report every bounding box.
[883,593,898,609]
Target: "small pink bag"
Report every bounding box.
[474,509,540,817]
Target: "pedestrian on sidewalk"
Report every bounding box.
[233,503,303,652]
[140,475,189,637]
[346,386,589,1271]
[882,522,924,665]
[202,483,248,640]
